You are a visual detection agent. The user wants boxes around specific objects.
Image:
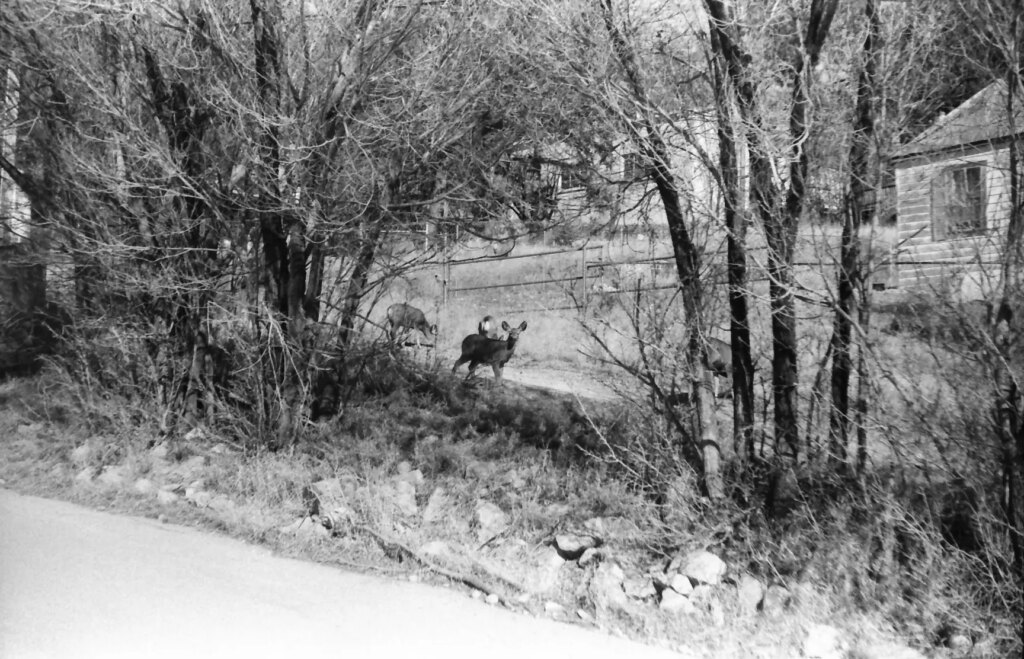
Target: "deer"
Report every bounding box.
[452,320,527,384]
[386,303,438,347]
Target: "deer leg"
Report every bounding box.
[466,361,479,379]
[492,364,502,385]
[452,356,468,373]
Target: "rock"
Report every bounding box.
[855,642,928,659]
[669,573,694,596]
[185,487,212,508]
[577,547,602,567]
[208,494,236,513]
[393,480,418,517]
[395,468,425,489]
[583,516,639,543]
[543,601,564,614]
[419,540,456,564]
[74,466,95,485]
[690,584,715,606]
[541,503,570,519]
[485,593,500,605]
[97,465,127,488]
[623,575,656,600]
[948,634,972,654]
[16,422,42,436]
[70,444,93,466]
[659,588,696,614]
[682,550,727,586]
[303,478,348,517]
[474,501,508,542]
[524,546,565,595]
[183,426,206,442]
[209,443,230,455]
[156,490,179,505]
[150,443,170,460]
[554,534,597,560]
[504,469,527,490]
[422,487,449,525]
[736,573,765,614]
[589,562,628,614]
[133,478,157,495]
[278,516,329,539]
[762,584,791,617]
[803,624,846,659]
[396,460,412,475]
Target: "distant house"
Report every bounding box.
[893,81,1024,295]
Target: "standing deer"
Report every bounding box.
[386,303,438,347]
[452,320,527,384]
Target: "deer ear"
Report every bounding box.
[519,321,528,331]
[501,321,511,331]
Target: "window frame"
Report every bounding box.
[930,162,986,240]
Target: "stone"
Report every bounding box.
[133,478,157,495]
[396,460,412,475]
[395,468,425,489]
[736,573,765,614]
[419,540,456,564]
[577,547,602,567]
[543,601,564,614]
[422,487,449,525]
[70,444,92,466]
[554,534,597,560]
[803,624,846,659]
[16,422,42,436]
[150,443,170,460]
[659,589,696,615]
[762,584,791,617]
[156,490,179,505]
[524,546,565,595]
[669,573,694,596]
[278,516,329,539]
[855,642,927,659]
[303,478,347,517]
[474,501,508,543]
[97,465,127,488]
[589,562,628,614]
[623,575,656,600]
[185,488,212,508]
[682,550,727,585]
[208,494,236,513]
[948,634,972,654]
[74,466,95,485]
[393,480,418,517]
[183,426,206,442]
[485,593,500,605]
[583,516,639,543]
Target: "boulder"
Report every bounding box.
[553,534,597,560]
[762,584,791,617]
[669,573,694,596]
[156,489,179,505]
[577,547,602,567]
[392,480,418,518]
[474,501,508,543]
[422,487,450,525]
[70,444,93,466]
[97,465,127,488]
[589,562,628,614]
[524,546,565,595]
[659,589,696,615]
[803,624,846,659]
[736,573,765,614]
[73,466,95,485]
[132,478,157,495]
[682,550,727,585]
[623,575,656,600]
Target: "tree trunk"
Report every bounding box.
[830,0,878,468]
[601,0,723,499]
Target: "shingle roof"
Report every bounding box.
[895,81,1024,160]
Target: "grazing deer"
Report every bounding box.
[386,303,438,347]
[478,315,498,339]
[452,320,527,384]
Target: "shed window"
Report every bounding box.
[558,165,587,191]
[931,164,986,239]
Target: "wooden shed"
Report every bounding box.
[893,82,1023,296]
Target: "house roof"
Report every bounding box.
[895,81,1024,161]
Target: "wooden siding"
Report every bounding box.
[894,143,1010,293]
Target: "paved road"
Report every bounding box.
[0,490,677,659]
